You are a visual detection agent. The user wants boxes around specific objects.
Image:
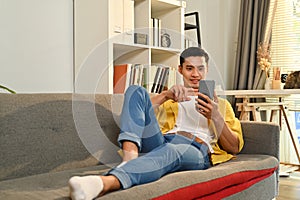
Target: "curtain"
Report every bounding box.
[233,0,273,90]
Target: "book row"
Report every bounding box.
[113,64,177,94]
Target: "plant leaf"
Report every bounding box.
[0,85,16,94]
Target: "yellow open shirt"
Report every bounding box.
[155,97,244,165]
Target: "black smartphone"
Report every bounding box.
[198,80,215,103]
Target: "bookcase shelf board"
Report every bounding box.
[150,46,181,53]
[151,0,183,12]
[113,43,148,60]
[114,49,150,66]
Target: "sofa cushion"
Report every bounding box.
[99,154,278,200]
[153,155,278,200]
[0,154,278,200]
[0,165,109,200]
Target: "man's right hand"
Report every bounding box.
[167,85,196,102]
[151,85,196,108]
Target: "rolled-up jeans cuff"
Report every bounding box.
[108,167,132,189]
[118,132,142,152]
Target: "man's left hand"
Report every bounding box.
[195,92,219,119]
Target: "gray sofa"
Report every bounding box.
[0,93,280,200]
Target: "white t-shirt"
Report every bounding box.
[166,96,214,152]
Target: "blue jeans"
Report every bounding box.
[108,85,211,189]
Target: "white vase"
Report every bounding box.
[265,77,271,90]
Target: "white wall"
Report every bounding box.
[186,0,241,90]
[0,0,239,93]
[0,0,73,93]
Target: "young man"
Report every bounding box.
[68,47,243,200]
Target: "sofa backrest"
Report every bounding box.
[0,93,123,181]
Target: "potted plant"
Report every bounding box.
[257,42,272,89]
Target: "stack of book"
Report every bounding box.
[113,64,176,94]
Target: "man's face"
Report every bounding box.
[179,56,208,89]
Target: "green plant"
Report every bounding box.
[0,84,16,94]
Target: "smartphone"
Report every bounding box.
[198,80,215,103]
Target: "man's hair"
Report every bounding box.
[284,71,300,89]
[179,47,209,66]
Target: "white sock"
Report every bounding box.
[69,175,103,200]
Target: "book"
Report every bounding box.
[147,65,158,91]
[158,18,161,47]
[149,65,171,93]
[156,67,169,93]
[113,64,132,93]
[142,66,148,89]
[152,18,161,47]
[137,64,144,86]
[167,67,176,89]
[155,67,165,93]
[151,65,162,93]
[131,64,138,85]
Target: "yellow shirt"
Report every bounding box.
[155,98,244,165]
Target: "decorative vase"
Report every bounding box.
[264,77,271,90]
[272,80,281,89]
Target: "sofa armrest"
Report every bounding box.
[239,121,280,160]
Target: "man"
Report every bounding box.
[68,47,243,200]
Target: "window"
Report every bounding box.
[271,0,300,75]
[269,0,300,166]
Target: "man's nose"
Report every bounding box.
[192,68,201,77]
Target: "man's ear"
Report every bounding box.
[178,65,183,75]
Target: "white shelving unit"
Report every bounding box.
[74,0,186,94]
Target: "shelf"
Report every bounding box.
[150,46,181,54]
[113,43,148,58]
[152,0,183,12]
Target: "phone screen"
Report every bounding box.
[198,80,215,103]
